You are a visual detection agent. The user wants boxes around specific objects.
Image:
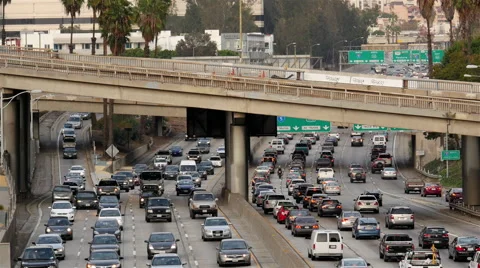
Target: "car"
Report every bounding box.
[385,206,414,229]
[308,193,329,212]
[198,160,214,175]
[285,209,310,229]
[377,153,393,167]
[186,149,202,162]
[445,188,463,203]
[133,163,148,178]
[149,253,185,267]
[62,147,77,159]
[145,232,179,259]
[328,133,340,140]
[371,159,386,173]
[201,216,232,241]
[169,146,183,157]
[292,183,314,202]
[209,155,222,167]
[67,115,83,129]
[188,172,203,186]
[351,131,363,137]
[418,226,449,249]
[176,179,196,196]
[349,168,366,183]
[353,195,379,213]
[336,211,362,230]
[111,174,131,192]
[61,123,73,134]
[68,165,85,177]
[324,181,341,195]
[352,217,380,239]
[89,234,121,255]
[288,179,305,196]
[52,185,74,202]
[262,193,287,214]
[362,190,383,206]
[49,201,76,221]
[216,146,226,158]
[187,188,207,205]
[189,191,218,219]
[44,216,73,240]
[347,163,362,177]
[335,257,370,268]
[154,156,169,170]
[84,249,123,268]
[351,136,364,146]
[197,138,211,146]
[98,208,124,230]
[115,171,136,189]
[63,177,84,193]
[97,195,121,213]
[448,236,480,262]
[276,204,299,224]
[318,199,342,217]
[64,171,83,182]
[273,200,296,218]
[308,230,343,260]
[421,183,442,197]
[91,218,122,241]
[216,239,252,266]
[78,112,91,120]
[303,133,317,144]
[291,216,319,237]
[163,165,179,180]
[145,197,173,222]
[185,134,197,141]
[95,179,121,198]
[74,190,98,209]
[33,234,65,260]
[139,191,160,208]
[17,245,59,268]
[302,186,323,208]
[325,136,338,146]
[381,167,397,180]
[156,150,173,164]
[322,142,335,153]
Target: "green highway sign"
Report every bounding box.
[353,124,387,131]
[441,150,460,161]
[348,50,385,64]
[389,127,409,131]
[277,117,331,133]
[392,50,444,63]
[392,50,411,63]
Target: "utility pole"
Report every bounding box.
[445,124,449,178]
[108,99,114,149]
[239,0,243,64]
[103,98,108,154]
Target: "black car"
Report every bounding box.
[45,216,73,240]
[111,174,130,192]
[196,166,209,180]
[17,245,59,268]
[89,234,121,255]
[133,163,148,177]
[285,209,310,229]
[115,171,135,189]
[97,195,121,213]
[197,144,210,154]
[139,191,160,208]
[363,190,383,206]
[198,161,214,175]
[85,249,123,268]
[145,232,180,259]
[293,183,314,203]
[291,216,319,237]
[448,236,480,261]
[317,199,342,217]
[63,147,77,159]
[75,190,99,209]
[315,158,333,171]
[163,165,179,180]
[145,197,173,222]
[325,136,338,146]
[92,219,122,241]
[176,179,196,196]
[418,226,449,249]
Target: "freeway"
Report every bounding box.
[248,129,480,267]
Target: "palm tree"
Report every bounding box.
[135,0,171,57]
[101,0,134,56]
[87,0,107,55]
[1,0,11,46]
[60,0,85,53]
[441,0,457,45]
[417,0,436,76]
[455,0,478,54]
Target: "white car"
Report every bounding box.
[328,133,340,140]
[351,132,362,137]
[98,208,124,230]
[209,156,222,167]
[62,127,75,137]
[67,115,83,129]
[317,168,334,183]
[49,201,76,221]
[324,181,341,195]
[68,165,85,177]
[153,157,168,169]
[273,200,295,218]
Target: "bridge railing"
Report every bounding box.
[1,54,480,115]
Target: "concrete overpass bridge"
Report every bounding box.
[1,50,480,206]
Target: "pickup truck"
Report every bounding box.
[317,168,334,183]
[155,150,172,164]
[62,136,76,149]
[95,179,120,198]
[404,178,425,194]
[399,250,442,268]
[379,233,414,261]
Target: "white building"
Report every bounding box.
[20,29,221,55]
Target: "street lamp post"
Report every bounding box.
[286,42,296,55]
[310,43,320,56]
[332,40,347,68]
[30,94,54,140]
[349,37,364,50]
[0,89,42,167]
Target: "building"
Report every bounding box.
[221,32,274,64]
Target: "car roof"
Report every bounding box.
[90,248,119,253]
[205,217,227,220]
[26,245,54,249]
[99,208,120,211]
[153,253,180,258]
[38,234,62,238]
[150,231,175,235]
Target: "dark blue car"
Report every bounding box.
[176,179,195,196]
[170,146,183,157]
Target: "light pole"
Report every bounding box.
[30,94,54,140]
[0,89,42,167]
[239,0,243,63]
[286,42,296,55]
[349,37,364,50]
[332,40,347,68]
[310,43,320,56]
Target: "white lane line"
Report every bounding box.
[83,227,86,231]
[189,245,193,251]
[180,223,184,228]
[85,217,88,221]
[80,238,84,243]
[132,237,135,242]
[133,250,136,256]
[132,216,134,220]
[77,252,81,257]
[132,225,135,230]
[26,195,49,246]
[194,260,199,266]
[185,234,188,238]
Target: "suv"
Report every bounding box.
[17,245,59,268]
[145,197,173,222]
[377,153,393,167]
[156,150,173,164]
[385,206,414,229]
[263,193,287,214]
[52,185,74,202]
[351,136,364,146]
[371,159,386,173]
[349,168,366,183]
[293,183,314,203]
[321,142,334,153]
[189,191,218,219]
[315,158,333,171]
[96,179,121,198]
[320,151,335,167]
[187,149,202,162]
[363,190,383,206]
[302,187,323,208]
[294,143,309,156]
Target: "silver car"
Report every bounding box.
[148,253,185,268]
[216,239,252,266]
[353,195,380,213]
[201,217,232,241]
[324,181,341,195]
[337,211,362,230]
[33,234,65,260]
[335,257,370,268]
[385,206,415,229]
[381,167,397,180]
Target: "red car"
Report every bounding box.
[276,204,299,224]
[421,183,442,197]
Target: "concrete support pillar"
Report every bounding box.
[228,112,248,199]
[461,136,480,206]
[19,93,29,194]
[108,99,114,148]
[103,98,108,150]
[2,98,17,192]
[224,112,232,192]
[155,116,164,136]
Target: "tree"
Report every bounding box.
[175,33,217,56]
[100,0,134,56]
[385,14,401,43]
[183,0,204,33]
[135,0,171,57]
[195,0,258,33]
[60,0,85,53]
[417,0,436,76]
[400,20,418,31]
[456,0,478,55]
[360,6,381,30]
[1,0,11,45]
[441,0,457,44]
[87,0,106,55]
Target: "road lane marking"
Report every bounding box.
[194,260,199,266]
[189,245,193,251]
[185,234,188,238]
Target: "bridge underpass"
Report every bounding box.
[1,55,480,207]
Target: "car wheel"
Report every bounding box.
[213,212,218,217]
[176,192,179,196]
[148,254,152,260]
[379,250,384,259]
[263,209,268,215]
[190,211,195,219]
[167,217,172,222]
[375,210,379,214]
[448,250,453,259]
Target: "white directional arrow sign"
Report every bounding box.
[355,125,362,129]
[323,125,330,130]
[293,126,299,131]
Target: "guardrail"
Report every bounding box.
[449,202,480,217]
[2,45,480,94]
[1,55,480,116]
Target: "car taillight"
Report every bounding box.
[304,197,308,200]
[313,225,319,229]
[410,215,414,220]
[390,215,394,220]
[295,225,301,229]
[336,205,342,209]
[423,234,430,237]
[442,233,449,238]
[313,244,316,249]
[342,219,348,222]
[265,201,269,204]
[385,245,390,251]
[357,202,362,205]
[456,245,465,251]
[374,202,379,205]
[411,245,415,250]
[341,244,343,250]
[376,225,380,230]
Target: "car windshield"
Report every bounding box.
[188,150,200,155]
[171,146,182,150]
[148,198,170,207]
[205,218,228,226]
[193,193,215,201]
[99,210,120,217]
[152,256,182,266]
[94,220,118,228]
[178,175,192,180]
[210,157,221,161]
[23,248,54,260]
[47,217,69,226]
[93,235,118,244]
[37,236,62,244]
[343,259,367,266]
[178,180,194,185]
[54,186,71,192]
[392,208,413,214]
[140,172,163,180]
[295,217,316,224]
[384,168,396,172]
[134,164,148,170]
[459,237,480,244]
[290,210,309,216]
[409,253,441,265]
[117,172,133,177]
[359,219,377,225]
[90,251,119,260]
[165,166,179,171]
[352,168,364,173]
[68,116,81,122]
[149,233,174,242]
[112,175,126,181]
[100,196,118,203]
[350,164,362,169]
[221,240,248,250]
[99,180,117,186]
[64,123,72,128]
[71,166,83,171]
[52,203,71,209]
[343,212,361,218]
[359,196,376,201]
[155,158,167,163]
[426,228,447,234]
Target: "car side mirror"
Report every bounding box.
[216,247,219,250]
[248,246,253,249]
[88,242,91,244]
[121,214,125,216]
[201,224,204,226]
[95,184,98,186]
[119,256,124,260]
[367,263,371,266]
[90,226,94,230]
[44,224,47,226]
[170,203,174,207]
[144,240,148,243]
[335,215,339,218]
[215,198,218,201]
[146,264,151,267]
[182,263,187,266]
[48,207,52,209]
[84,258,89,261]
[72,206,76,209]
[111,175,113,178]
[32,242,36,245]
[176,239,180,242]
[16,257,21,261]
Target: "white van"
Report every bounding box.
[372,135,387,146]
[179,160,197,174]
[307,230,343,260]
[270,139,285,154]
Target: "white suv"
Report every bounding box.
[269,139,285,154]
